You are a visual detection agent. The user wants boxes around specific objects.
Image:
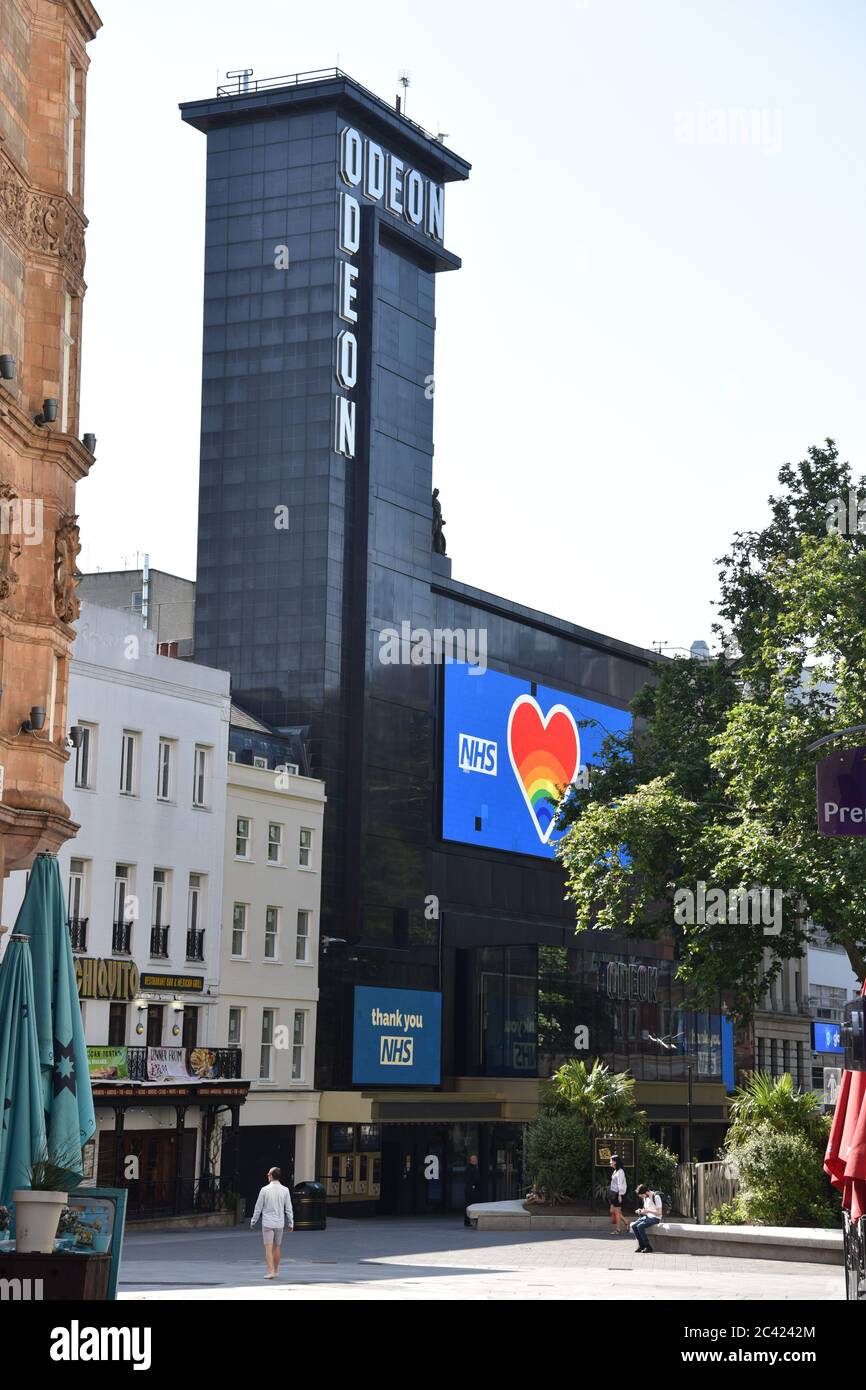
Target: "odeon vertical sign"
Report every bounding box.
[334,126,445,458]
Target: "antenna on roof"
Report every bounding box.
[398,70,410,115]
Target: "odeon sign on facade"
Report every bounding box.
[601,961,659,1004]
[333,125,446,461]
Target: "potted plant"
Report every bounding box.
[13,1147,77,1255]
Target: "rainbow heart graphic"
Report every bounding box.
[507,696,581,844]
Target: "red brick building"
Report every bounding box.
[0,0,101,898]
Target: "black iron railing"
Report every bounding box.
[186,929,205,962]
[124,1177,238,1222]
[150,925,169,958]
[124,1045,243,1082]
[844,1212,866,1301]
[67,916,88,952]
[112,919,133,954]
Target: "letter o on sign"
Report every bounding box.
[340,127,363,186]
[405,169,425,226]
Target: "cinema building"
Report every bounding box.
[180,68,732,1215]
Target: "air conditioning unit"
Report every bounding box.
[253,756,268,769]
[227,751,237,763]
[276,763,299,777]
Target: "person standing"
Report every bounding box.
[631,1183,663,1253]
[250,1166,294,1278]
[464,1154,481,1227]
[607,1154,628,1234]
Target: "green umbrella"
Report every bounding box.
[0,933,48,1208]
[12,854,95,1181]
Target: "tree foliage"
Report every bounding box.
[556,441,866,1017]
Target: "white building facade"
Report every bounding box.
[3,603,241,1217]
[217,730,324,1201]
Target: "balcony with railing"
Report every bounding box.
[124,1046,243,1082]
[186,928,205,962]
[67,916,88,953]
[112,919,133,955]
[150,925,170,959]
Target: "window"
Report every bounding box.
[756,1037,765,1071]
[187,874,201,933]
[264,906,279,960]
[146,1005,164,1047]
[108,1003,127,1047]
[299,827,313,868]
[119,731,137,795]
[157,739,174,801]
[66,64,79,196]
[782,1039,790,1076]
[67,858,85,919]
[113,864,132,923]
[231,903,247,958]
[796,1040,804,1087]
[60,292,74,433]
[770,1038,778,1076]
[151,869,168,927]
[296,910,311,964]
[74,724,95,789]
[260,1009,275,1080]
[228,1007,243,1049]
[131,591,143,613]
[236,817,251,859]
[267,822,283,864]
[291,1011,306,1082]
[193,745,210,808]
[182,1007,199,1051]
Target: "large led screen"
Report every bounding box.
[442,664,632,859]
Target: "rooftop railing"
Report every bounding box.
[215,67,448,150]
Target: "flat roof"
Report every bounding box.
[180,68,470,184]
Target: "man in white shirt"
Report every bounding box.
[250,1166,294,1278]
[630,1184,663,1253]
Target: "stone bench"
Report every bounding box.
[467,1202,843,1264]
[642,1221,842,1265]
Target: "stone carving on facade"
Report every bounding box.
[0,155,86,277]
[432,487,447,555]
[0,481,22,604]
[54,514,82,625]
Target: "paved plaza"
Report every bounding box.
[118,1218,844,1301]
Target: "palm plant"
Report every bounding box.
[726,1072,826,1150]
[543,1058,641,1129]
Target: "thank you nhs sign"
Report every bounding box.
[352,986,442,1084]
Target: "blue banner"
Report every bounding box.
[352,987,442,1085]
[442,664,631,859]
[812,1021,844,1053]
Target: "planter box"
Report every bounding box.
[0,1252,111,1300]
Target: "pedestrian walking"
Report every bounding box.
[250,1166,294,1278]
[606,1154,628,1234]
[630,1183,663,1253]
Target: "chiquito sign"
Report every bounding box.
[334,126,445,459]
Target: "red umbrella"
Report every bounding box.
[824,986,866,1220]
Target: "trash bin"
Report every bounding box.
[292,1180,327,1231]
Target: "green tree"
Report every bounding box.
[542,1059,641,1128]
[725,1072,828,1151]
[556,441,866,1017]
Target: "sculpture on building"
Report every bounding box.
[0,482,22,603]
[432,487,447,555]
[54,513,82,625]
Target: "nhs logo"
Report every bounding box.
[458,733,497,776]
[380,1036,414,1065]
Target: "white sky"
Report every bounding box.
[77,0,866,655]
